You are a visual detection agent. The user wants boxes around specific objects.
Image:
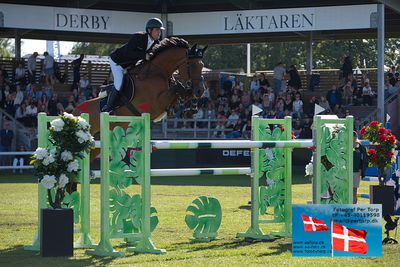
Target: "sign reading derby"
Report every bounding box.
[55,8,111,32]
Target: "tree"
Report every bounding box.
[0,38,14,58]
[71,42,122,56]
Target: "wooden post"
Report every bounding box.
[88,61,92,83]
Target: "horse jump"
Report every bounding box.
[27,112,353,256]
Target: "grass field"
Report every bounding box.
[0,168,399,267]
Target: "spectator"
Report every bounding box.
[0,64,10,83]
[5,94,16,117]
[283,94,293,112]
[272,62,285,96]
[241,119,252,139]
[13,144,27,173]
[326,85,338,111]
[353,133,367,204]
[27,52,38,84]
[26,101,38,127]
[292,93,303,118]
[47,94,58,116]
[227,110,239,128]
[13,84,24,108]
[287,65,302,90]
[88,88,98,99]
[343,82,353,106]
[15,63,25,85]
[250,75,260,96]
[275,97,285,118]
[43,52,55,86]
[54,62,66,84]
[0,121,14,152]
[56,102,65,115]
[79,73,90,93]
[259,73,270,92]
[362,82,373,106]
[15,102,27,124]
[240,91,251,107]
[233,79,244,91]
[214,111,227,137]
[226,118,243,139]
[341,56,353,81]
[319,96,330,113]
[72,54,85,89]
[306,96,318,116]
[300,115,312,139]
[292,117,303,138]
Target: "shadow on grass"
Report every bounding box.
[0,245,116,266]
[168,238,285,253]
[258,243,292,256]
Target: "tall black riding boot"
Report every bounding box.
[101,87,119,112]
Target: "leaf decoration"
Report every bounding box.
[185,196,222,238]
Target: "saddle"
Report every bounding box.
[99,73,135,111]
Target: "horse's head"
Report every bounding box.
[178,44,208,98]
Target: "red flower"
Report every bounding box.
[386,129,392,134]
[369,121,379,126]
[280,127,285,132]
[367,149,375,154]
[371,154,378,161]
[360,127,366,135]
[375,145,381,150]
[377,127,386,134]
[309,146,316,152]
[385,152,394,158]
[379,135,387,141]
[388,135,396,143]
[291,131,295,139]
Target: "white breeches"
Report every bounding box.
[109,58,124,91]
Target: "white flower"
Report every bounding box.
[50,118,65,132]
[41,175,57,189]
[50,148,56,156]
[61,150,73,161]
[58,174,69,188]
[305,162,313,176]
[77,117,90,129]
[76,130,92,143]
[34,147,48,160]
[67,160,79,172]
[63,112,75,120]
[42,154,55,166]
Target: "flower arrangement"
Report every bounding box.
[31,113,94,209]
[360,121,397,185]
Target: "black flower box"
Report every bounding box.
[40,208,73,257]
[370,185,394,216]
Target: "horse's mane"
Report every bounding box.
[150,37,189,59]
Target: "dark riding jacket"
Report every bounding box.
[110,32,159,69]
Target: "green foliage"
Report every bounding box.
[0,38,14,57]
[71,42,122,56]
[201,38,400,71]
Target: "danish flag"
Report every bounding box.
[300,214,329,231]
[332,222,368,254]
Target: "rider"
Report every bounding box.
[101,18,164,112]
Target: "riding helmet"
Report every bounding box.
[145,18,165,31]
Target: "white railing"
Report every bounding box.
[0,151,34,170]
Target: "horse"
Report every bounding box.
[73,37,207,139]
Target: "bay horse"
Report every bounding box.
[73,37,207,138]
